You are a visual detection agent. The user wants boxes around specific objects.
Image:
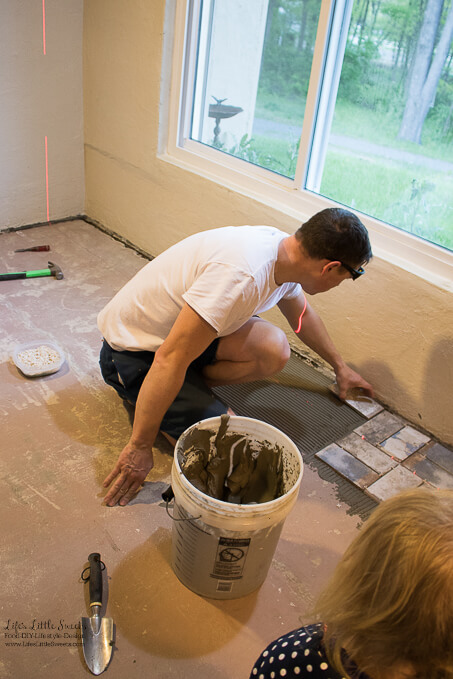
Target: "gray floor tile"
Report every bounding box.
[345,398,384,419]
[316,443,378,489]
[424,441,453,475]
[337,433,396,474]
[354,411,404,445]
[380,425,431,461]
[366,465,423,502]
[329,384,384,418]
[408,457,453,490]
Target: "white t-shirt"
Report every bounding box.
[97,226,301,352]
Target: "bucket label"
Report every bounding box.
[210,537,251,580]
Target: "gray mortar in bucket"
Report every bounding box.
[177,413,300,504]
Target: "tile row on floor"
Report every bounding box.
[316,397,453,502]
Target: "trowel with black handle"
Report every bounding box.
[81,553,114,675]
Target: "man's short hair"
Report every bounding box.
[295,208,372,268]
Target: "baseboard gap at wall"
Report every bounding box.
[288,341,335,379]
[1,214,85,233]
[81,215,154,261]
[1,213,155,263]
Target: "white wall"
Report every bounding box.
[0,0,84,230]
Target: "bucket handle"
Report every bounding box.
[162,485,202,522]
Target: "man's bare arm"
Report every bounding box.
[103,304,218,506]
[278,294,374,399]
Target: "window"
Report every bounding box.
[163,0,453,281]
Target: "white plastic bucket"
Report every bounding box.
[170,416,303,599]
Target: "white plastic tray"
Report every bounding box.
[13,340,65,377]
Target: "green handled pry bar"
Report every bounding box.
[0,261,64,281]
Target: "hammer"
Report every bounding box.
[0,261,64,281]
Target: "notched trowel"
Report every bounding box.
[81,553,114,675]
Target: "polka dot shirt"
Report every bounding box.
[250,623,344,679]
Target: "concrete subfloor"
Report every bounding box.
[1,220,365,679]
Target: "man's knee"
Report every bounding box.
[213,318,291,382]
[257,327,290,376]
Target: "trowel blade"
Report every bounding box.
[81,616,113,675]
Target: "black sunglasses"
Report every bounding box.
[339,262,365,280]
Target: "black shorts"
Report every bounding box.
[99,339,228,440]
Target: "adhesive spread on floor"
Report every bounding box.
[214,355,380,518]
[180,414,284,504]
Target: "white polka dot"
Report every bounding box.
[278,653,285,661]
[263,650,269,657]
[304,649,310,656]
[282,641,288,647]
[252,670,257,676]
[259,674,264,679]
[291,651,297,659]
[279,670,287,677]
[307,666,313,673]
[270,673,275,679]
[269,657,274,664]
[294,640,300,646]
[271,645,277,651]
[294,669,301,676]
[320,662,328,670]
[306,637,312,643]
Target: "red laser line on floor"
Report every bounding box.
[45,136,49,221]
[42,0,46,54]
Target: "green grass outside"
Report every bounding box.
[321,151,453,250]
[331,101,453,163]
[254,91,453,163]
[237,92,453,250]
[236,134,453,250]
[255,90,307,126]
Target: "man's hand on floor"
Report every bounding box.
[334,363,374,401]
[103,442,154,506]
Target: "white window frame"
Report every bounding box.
[159,0,453,292]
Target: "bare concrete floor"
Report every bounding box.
[1,220,363,679]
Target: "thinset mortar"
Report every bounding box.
[178,414,286,504]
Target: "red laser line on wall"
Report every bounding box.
[42,0,46,55]
[45,136,50,222]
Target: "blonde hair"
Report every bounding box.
[315,488,453,679]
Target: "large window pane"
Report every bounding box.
[190,0,321,176]
[317,0,453,251]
